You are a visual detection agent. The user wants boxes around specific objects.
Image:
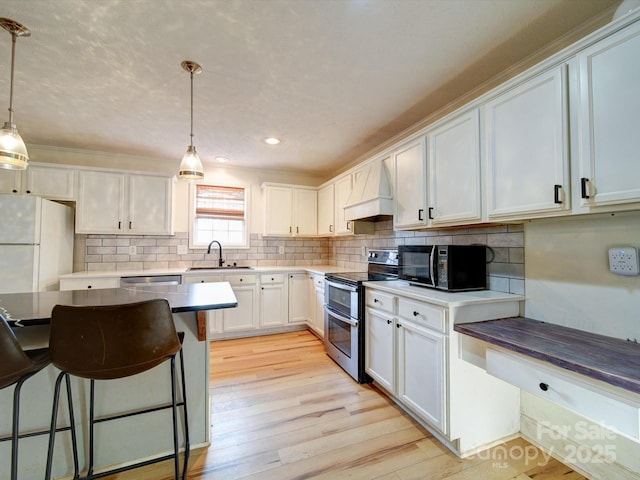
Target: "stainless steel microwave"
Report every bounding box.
[398,245,487,291]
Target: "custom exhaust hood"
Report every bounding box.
[344,159,394,222]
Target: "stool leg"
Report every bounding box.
[178,347,190,480]
[88,379,96,476]
[11,375,31,480]
[46,372,79,480]
[170,356,180,480]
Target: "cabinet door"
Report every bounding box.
[394,137,427,229]
[0,169,21,194]
[288,273,309,323]
[259,283,287,327]
[76,170,125,234]
[222,285,257,332]
[313,288,325,337]
[576,22,640,209]
[428,110,481,226]
[365,307,395,393]
[334,175,353,235]
[317,183,335,236]
[397,320,447,434]
[264,185,293,236]
[24,164,75,200]
[484,66,570,220]
[128,174,173,234]
[293,188,317,236]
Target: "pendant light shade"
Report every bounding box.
[0,18,30,171]
[178,60,204,182]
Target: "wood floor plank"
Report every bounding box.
[99,330,588,480]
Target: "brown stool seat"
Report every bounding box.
[49,299,182,379]
[1,314,51,480]
[45,299,190,480]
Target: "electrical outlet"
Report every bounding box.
[177,244,188,255]
[608,246,639,276]
[278,246,285,254]
[128,245,137,256]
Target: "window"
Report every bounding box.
[191,184,249,247]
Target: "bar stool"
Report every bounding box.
[45,299,190,480]
[0,313,51,480]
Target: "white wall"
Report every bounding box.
[524,211,640,339]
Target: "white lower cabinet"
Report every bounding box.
[288,273,310,324]
[365,284,522,455]
[59,276,120,291]
[222,274,258,332]
[397,318,446,433]
[259,274,287,327]
[308,273,325,337]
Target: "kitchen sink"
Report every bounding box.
[187,266,254,271]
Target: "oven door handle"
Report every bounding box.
[323,305,358,327]
[325,280,358,292]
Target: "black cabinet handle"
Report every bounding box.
[25,190,31,194]
[580,177,590,199]
[87,285,92,289]
[396,323,401,328]
[347,221,351,231]
[374,298,379,303]
[296,226,299,234]
[413,311,419,317]
[418,209,424,221]
[329,225,333,233]
[539,382,549,392]
[129,221,132,229]
[554,185,562,204]
[118,221,122,229]
[386,319,392,325]
[11,189,17,193]
[289,226,292,233]
[428,207,434,220]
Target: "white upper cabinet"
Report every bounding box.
[334,174,353,235]
[262,183,317,236]
[317,183,335,235]
[76,170,173,235]
[0,163,75,200]
[427,109,482,226]
[393,137,428,229]
[484,65,570,220]
[574,20,640,211]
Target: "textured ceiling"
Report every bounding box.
[0,0,618,176]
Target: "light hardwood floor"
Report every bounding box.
[103,330,586,479]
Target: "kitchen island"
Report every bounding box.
[0,282,237,480]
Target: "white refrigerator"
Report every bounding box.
[0,194,74,293]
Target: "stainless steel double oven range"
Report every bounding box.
[323,249,398,383]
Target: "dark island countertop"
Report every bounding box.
[0,282,237,327]
[454,317,640,395]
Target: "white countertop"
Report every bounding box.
[60,265,353,279]
[363,280,524,308]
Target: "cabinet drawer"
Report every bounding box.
[224,274,256,286]
[183,274,223,284]
[311,273,325,291]
[398,297,445,332]
[60,277,120,291]
[260,273,285,284]
[366,289,396,314]
[487,348,640,440]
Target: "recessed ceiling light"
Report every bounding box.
[264,137,280,145]
[215,156,229,163]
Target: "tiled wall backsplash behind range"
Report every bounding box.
[77,221,524,295]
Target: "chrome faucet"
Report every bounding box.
[206,240,225,267]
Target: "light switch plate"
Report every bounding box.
[608,246,639,276]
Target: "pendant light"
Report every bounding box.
[178,60,204,181]
[0,18,30,171]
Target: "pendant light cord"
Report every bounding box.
[7,32,16,125]
[189,69,194,149]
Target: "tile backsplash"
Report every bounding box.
[77,221,524,294]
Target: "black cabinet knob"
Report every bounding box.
[413,311,419,316]
[386,319,392,325]
[374,298,379,303]
[539,382,549,392]
[396,323,401,328]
